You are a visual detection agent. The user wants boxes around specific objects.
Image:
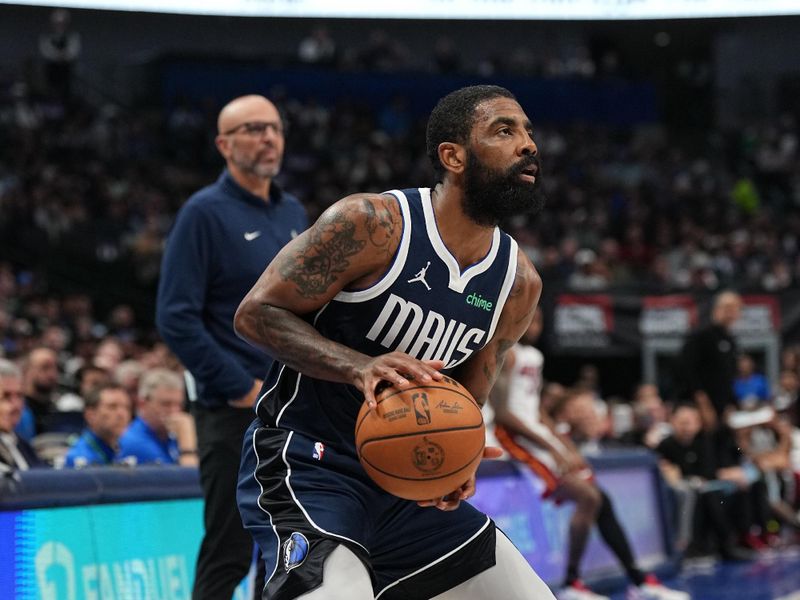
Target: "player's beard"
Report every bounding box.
[462,151,545,227]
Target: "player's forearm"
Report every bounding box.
[234,302,369,386]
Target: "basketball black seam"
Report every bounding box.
[360,440,485,481]
[354,386,478,439]
[378,386,476,405]
[358,423,483,447]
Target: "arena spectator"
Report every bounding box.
[734,408,800,538]
[657,402,766,560]
[568,248,610,290]
[556,389,615,456]
[119,368,197,466]
[93,337,124,372]
[677,291,742,427]
[734,354,771,409]
[113,359,145,403]
[297,25,337,66]
[621,384,673,449]
[773,369,800,426]
[21,347,62,434]
[55,363,109,417]
[63,383,131,468]
[38,8,81,101]
[0,359,43,474]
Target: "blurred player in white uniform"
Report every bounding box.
[488,308,689,600]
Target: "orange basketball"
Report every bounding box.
[354,375,485,501]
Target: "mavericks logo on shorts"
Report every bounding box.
[283,532,309,572]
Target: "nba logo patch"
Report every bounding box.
[313,442,325,460]
[283,532,309,572]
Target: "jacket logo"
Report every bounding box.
[244,231,262,241]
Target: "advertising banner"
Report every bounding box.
[471,458,669,585]
[544,290,793,357]
[0,500,250,600]
[639,295,698,338]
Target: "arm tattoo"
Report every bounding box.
[362,197,396,259]
[278,211,366,298]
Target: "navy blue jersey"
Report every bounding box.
[256,187,518,451]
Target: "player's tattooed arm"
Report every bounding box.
[276,193,400,299]
[234,193,425,396]
[277,210,366,299]
[362,195,399,261]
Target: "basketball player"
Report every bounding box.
[489,310,689,600]
[234,85,555,599]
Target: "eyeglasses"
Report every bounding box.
[223,121,284,137]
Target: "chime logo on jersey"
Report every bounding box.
[366,294,486,368]
[283,532,309,572]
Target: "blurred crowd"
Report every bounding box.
[0,273,195,472]
[1,72,799,313]
[543,343,800,560]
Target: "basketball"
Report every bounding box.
[354,375,485,501]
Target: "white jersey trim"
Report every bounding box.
[486,238,518,342]
[255,363,285,414]
[275,370,303,426]
[263,303,328,419]
[420,187,501,294]
[375,515,491,599]
[282,431,370,554]
[334,190,412,303]
[251,427,283,590]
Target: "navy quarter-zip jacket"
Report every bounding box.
[156,170,307,408]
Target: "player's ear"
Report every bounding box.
[438,142,466,175]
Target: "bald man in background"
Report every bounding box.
[157,95,307,600]
[678,290,744,428]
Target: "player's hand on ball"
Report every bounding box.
[356,353,444,409]
[416,447,503,511]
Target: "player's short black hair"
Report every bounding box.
[426,85,517,180]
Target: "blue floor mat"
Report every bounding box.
[609,549,800,600]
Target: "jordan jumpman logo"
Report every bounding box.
[407,261,431,291]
